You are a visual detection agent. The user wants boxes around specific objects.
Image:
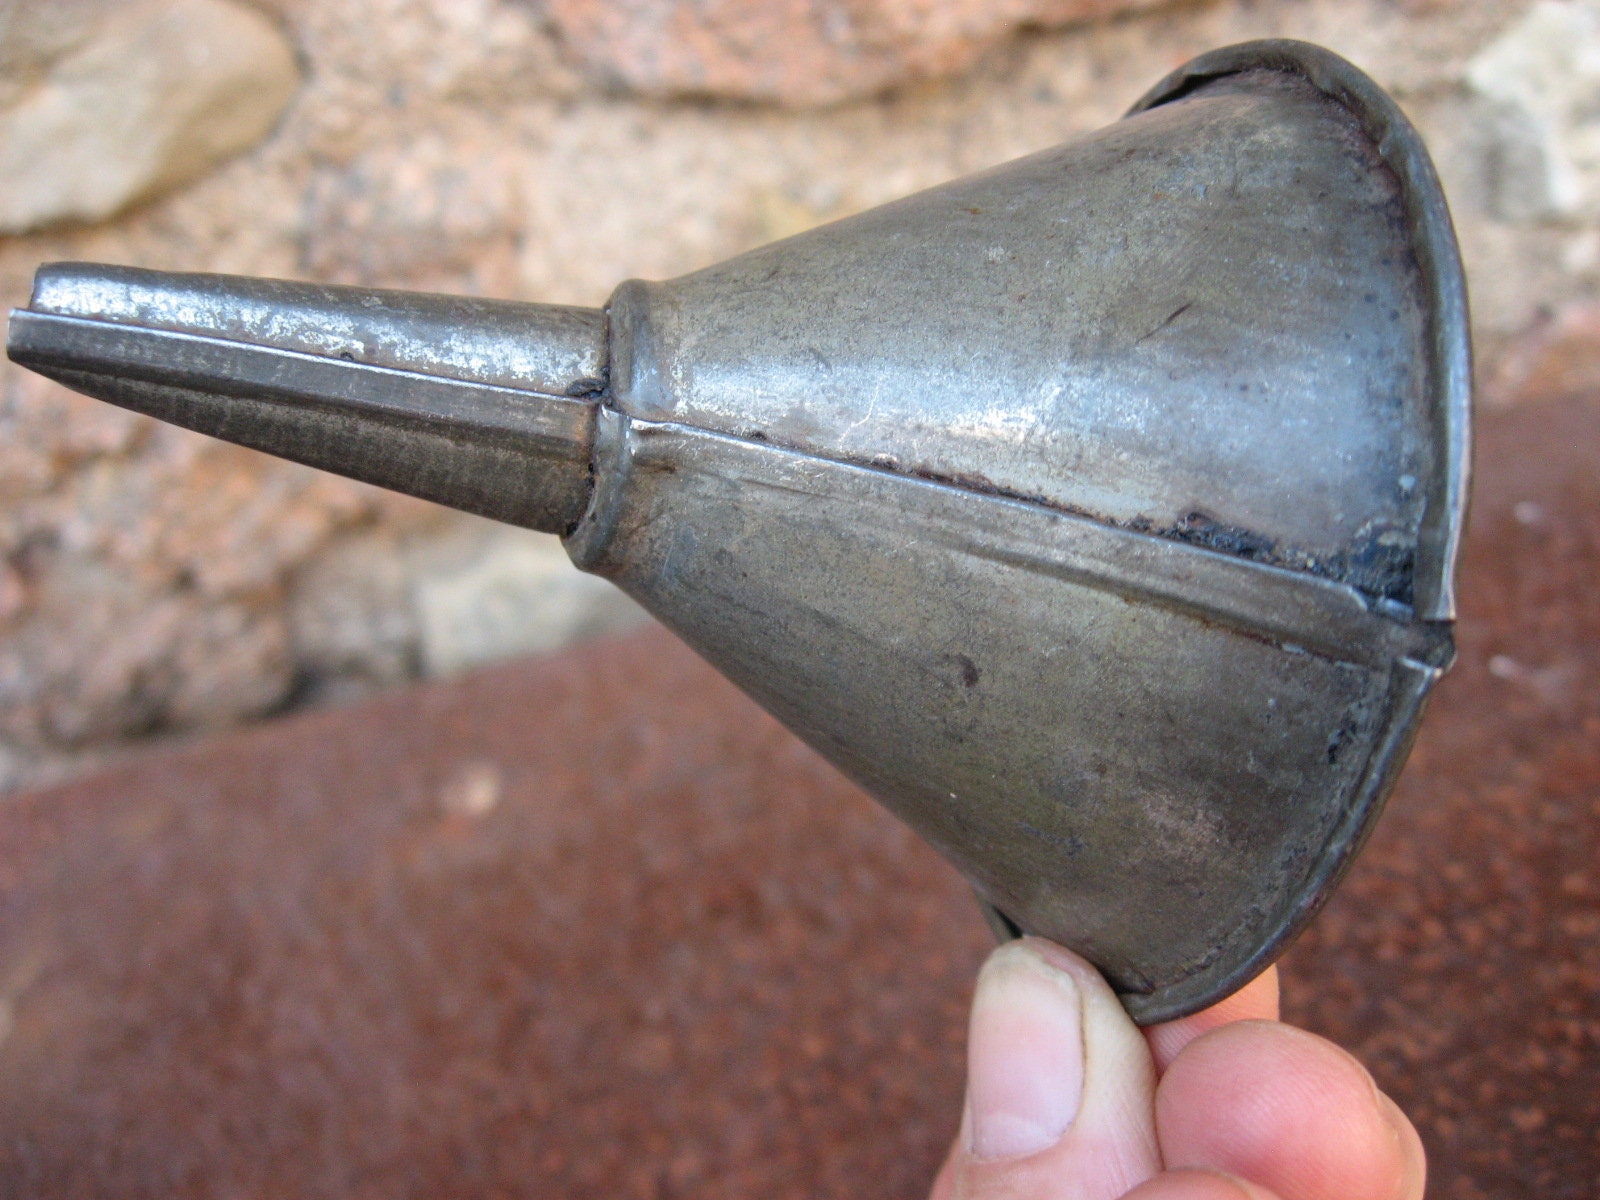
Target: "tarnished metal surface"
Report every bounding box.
[1130,43,1472,623]
[3,40,1470,1022]
[611,68,1436,605]
[25,263,610,393]
[568,420,1447,1017]
[10,266,603,531]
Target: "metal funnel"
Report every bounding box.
[6,40,1469,1023]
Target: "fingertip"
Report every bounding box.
[1121,1168,1282,1200]
[944,937,1162,1198]
[1146,967,1281,1075]
[964,941,1086,1160]
[1156,1021,1420,1200]
[1379,1091,1429,1199]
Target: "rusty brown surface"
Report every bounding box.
[0,393,1596,1198]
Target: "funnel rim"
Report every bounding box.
[1118,655,1443,1024]
[1130,39,1470,629]
[1113,42,1469,1020]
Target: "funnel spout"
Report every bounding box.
[6,264,606,533]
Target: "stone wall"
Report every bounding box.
[0,0,1596,789]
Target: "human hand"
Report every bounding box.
[930,938,1424,1200]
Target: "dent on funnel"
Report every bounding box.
[3,40,1468,1023]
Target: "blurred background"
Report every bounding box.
[0,0,1596,790]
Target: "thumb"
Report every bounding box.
[933,937,1162,1200]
